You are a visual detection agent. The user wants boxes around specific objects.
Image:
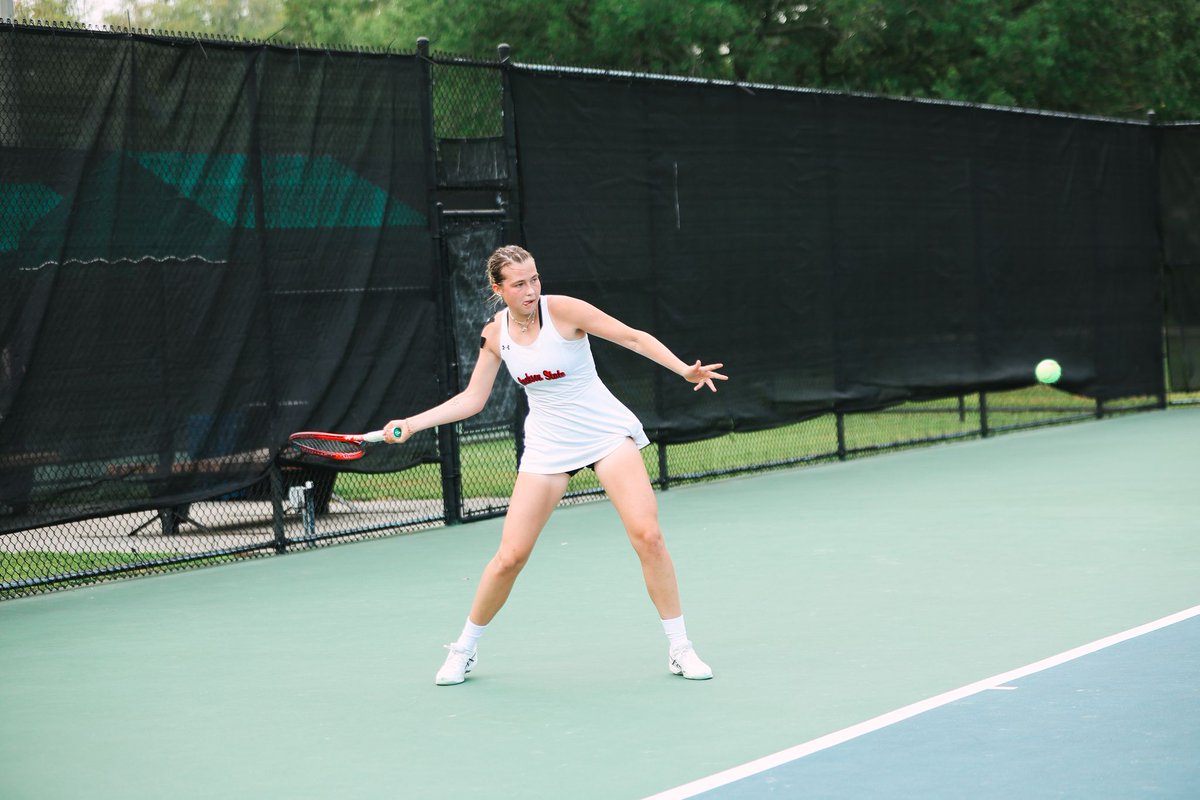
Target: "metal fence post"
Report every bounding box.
[269,462,287,553]
[497,42,527,478]
[979,391,990,437]
[497,43,521,239]
[418,40,464,526]
[434,204,464,525]
[658,440,670,491]
[1147,109,1171,411]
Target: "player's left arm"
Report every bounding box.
[549,295,727,392]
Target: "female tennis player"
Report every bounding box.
[384,245,726,685]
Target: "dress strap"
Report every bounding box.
[497,306,511,350]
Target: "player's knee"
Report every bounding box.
[628,523,666,557]
[491,547,531,576]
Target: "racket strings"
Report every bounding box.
[290,437,361,456]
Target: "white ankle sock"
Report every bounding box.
[454,618,487,652]
[661,614,688,649]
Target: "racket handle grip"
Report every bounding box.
[363,430,388,443]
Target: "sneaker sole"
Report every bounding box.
[434,666,472,686]
[669,663,713,680]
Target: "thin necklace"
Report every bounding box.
[512,306,537,333]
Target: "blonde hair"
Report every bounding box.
[485,245,533,306]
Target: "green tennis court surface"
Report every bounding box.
[2,408,1197,799]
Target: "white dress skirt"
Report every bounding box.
[498,295,650,474]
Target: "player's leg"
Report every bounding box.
[593,439,680,617]
[436,470,569,685]
[470,470,570,624]
[593,439,712,679]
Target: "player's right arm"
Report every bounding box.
[383,318,503,443]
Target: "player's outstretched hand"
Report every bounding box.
[683,360,727,392]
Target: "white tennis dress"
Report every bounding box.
[498,295,650,474]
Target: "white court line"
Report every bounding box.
[645,604,1200,800]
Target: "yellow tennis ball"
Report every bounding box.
[1035,358,1061,384]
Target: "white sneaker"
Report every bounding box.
[669,641,713,680]
[435,643,477,685]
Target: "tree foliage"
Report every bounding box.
[97,0,284,39]
[385,0,1198,120]
[32,0,1200,120]
[13,0,87,22]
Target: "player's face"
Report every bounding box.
[494,259,541,315]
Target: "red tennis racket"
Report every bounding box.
[288,427,400,461]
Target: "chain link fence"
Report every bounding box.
[0,26,1187,600]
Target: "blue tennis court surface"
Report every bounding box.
[683,609,1200,799]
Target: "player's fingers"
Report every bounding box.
[687,361,726,391]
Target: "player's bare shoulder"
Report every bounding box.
[547,294,581,314]
[546,294,593,338]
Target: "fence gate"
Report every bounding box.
[431,51,523,523]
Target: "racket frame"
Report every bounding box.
[287,428,395,461]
